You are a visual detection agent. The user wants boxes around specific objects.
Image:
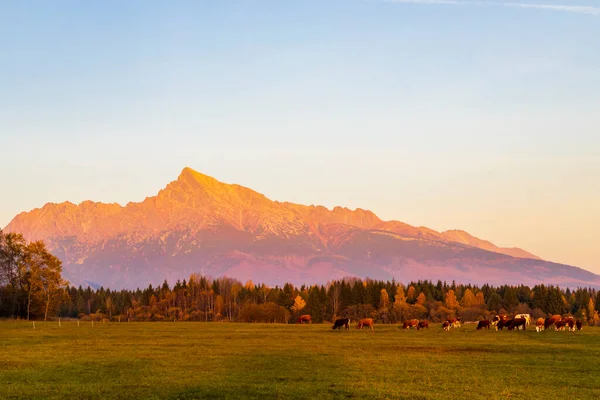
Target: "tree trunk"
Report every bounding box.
[45,292,50,321]
[26,290,31,321]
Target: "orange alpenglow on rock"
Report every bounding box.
[4,167,600,290]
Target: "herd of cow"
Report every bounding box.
[296,313,585,332]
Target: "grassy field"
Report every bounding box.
[1,321,599,400]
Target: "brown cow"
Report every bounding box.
[332,318,350,330]
[576,320,583,331]
[357,318,374,330]
[442,321,451,331]
[545,315,562,330]
[476,320,490,330]
[535,317,545,332]
[447,317,462,328]
[417,320,429,330]
[297,315,312,324]
[562,317,575,331]
[492,314,507,326]
[497,319,513,331]
[403,319,419,330]
[508,318,526,331]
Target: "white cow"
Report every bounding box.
[515,314,532,326]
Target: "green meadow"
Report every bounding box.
[1,321,599,399]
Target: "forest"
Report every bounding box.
[2,230,600,325]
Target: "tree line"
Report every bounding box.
[2,230,600,325]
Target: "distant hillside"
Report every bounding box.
[5,167,599,289]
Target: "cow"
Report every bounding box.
[357,318,374,330]
[576,320,583,331]
[332,318,350,330]
[417,320,429,330]
[447,317,462,328]
[535,317,545,332]
[297,314,312,324]
[442,321,451,331]
[402,319,419,330]
[508,318,526,331]
[544,315,562,330]
[514,313,532,326]
[555,320,566,331]
[476,320,490,330]
[492,314,507,326]
[497,319,513,331]
[562,317,575,331]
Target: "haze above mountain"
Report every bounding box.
[4,167,599,289]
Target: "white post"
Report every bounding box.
[59,319,61,327]
[92,320,94,327]
[77,320,80,327]
[33,321,35,329]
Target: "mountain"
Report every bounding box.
[4,167,599,289]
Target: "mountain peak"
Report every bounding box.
[6,166,580,290]
[177,167,221,187]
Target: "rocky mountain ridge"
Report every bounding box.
[5,167,598,289]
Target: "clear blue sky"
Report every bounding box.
[1,0,599,272]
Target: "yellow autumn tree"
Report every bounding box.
[290,295,306,318]
[475,292,485,305]
[445,290,458,310]
[460,289,476,308]
[393,286,409,321]
[586,298,596,326]
[406,286,416,302]
[394,285,406,305]
[416,293,426,305]
[379,288,390,311]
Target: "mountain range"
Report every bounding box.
[4,167,599,289]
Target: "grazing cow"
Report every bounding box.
[545,315,562,330]
[417,320,429,330]
[442,321,451,331]
[514,314,532,326]
[535,318,545,332]
[297,315,312,324]
[476,320,490,330]
[357,318,374,330]
[332,318,350,330]
[402,319,419,330]
[492,315,508,330]
[576,320,583,331]
[562,317,575,331]
[508,318,526,331]
[497,319,513,331]
[447,317,462,328]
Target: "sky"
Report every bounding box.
[1,0,599,273]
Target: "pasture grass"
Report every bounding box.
[1,321,599,399]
